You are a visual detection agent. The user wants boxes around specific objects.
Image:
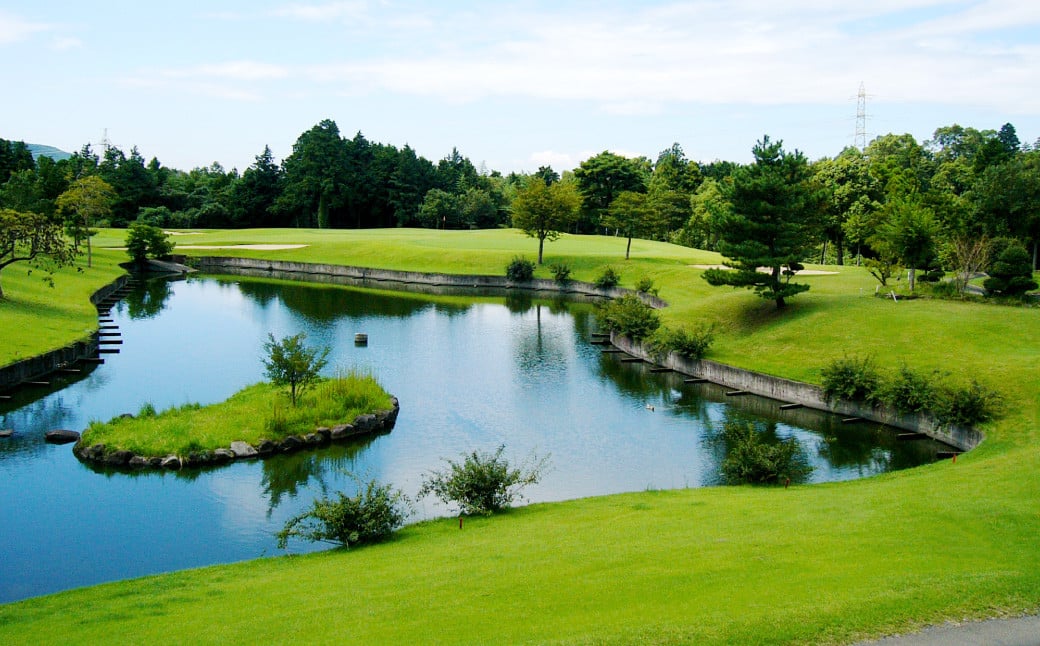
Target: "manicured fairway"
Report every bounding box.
[1,228,1037,645]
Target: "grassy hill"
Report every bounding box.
[1,228,1037,644]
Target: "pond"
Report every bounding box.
[0,275,945,603]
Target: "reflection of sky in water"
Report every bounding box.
[0,276,941,603]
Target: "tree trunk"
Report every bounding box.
[820,240,827,265]
[626,236,632,260]
[908,267,917,292]
[1033,240,1037,271]
[85,215,92,268]
[538,235,545,264]
[836,236,844,266]
[317,193,329,229]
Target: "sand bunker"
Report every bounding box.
[690,264,838,276]
[175,244,308,251]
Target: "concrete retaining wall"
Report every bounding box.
[611,334,983,451]
[0,274,129,390]
[194,256,668,307]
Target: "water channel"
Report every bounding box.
[0,274,944,603]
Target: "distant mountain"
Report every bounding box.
[26,143,72,161]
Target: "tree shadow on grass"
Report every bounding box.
[725,296,826,335]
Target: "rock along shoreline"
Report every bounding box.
[72,397,400,471]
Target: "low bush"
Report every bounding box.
[506,256,535,282]
[594,266,621,289]
[595,294,661,341]
[647,324,714,360]
[933,379,1004,427]
[418,445,549,516]
[821,355,881,404]
[276,478,409,549]
[137,402,158,418]
[881,365,940,414]
[635,275,658,296]
[549,263,571,283]
[720,423,812,485]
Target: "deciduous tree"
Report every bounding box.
[55,175,116,267]
[511,178,580,264]
[262,333,330,406]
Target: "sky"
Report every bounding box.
[2,1,1038,175]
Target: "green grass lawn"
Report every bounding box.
[1,227,1038,645]
[0,249,126,366]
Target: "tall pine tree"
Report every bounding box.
[703,136,821,309]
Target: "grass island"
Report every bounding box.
[72,373,398,469]
[0,227,1037,645]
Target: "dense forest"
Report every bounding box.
[2,118,1038,276]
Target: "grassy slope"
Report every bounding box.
[0,249,126,366]
[1,228,1038,645]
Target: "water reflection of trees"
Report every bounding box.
[260,436,379,513]
[232,280,461,322]
[124,278,176,319]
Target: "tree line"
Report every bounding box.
[2,118,1038,299]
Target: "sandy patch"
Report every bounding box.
[690,264,838,276]
[175,244,309,251]
[164,231,205,235]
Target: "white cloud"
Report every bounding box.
[50,36,81,51]
[270,1,368,22]
[0,10,50,45]
[162,61,290,81]
[289,1,1040,114]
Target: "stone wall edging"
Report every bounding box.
[0,274,130,390]
[610,334,983,452]
[194,256,668,307]
[73,397,400,470]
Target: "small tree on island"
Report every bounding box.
[262,332,330,406]
[702,136,821,309]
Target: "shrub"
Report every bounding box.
[933,379,1003,427]
[820,355,881,404]
[924,280,964,300]
[647,324,715,360]
[984,240,1038,296]
[720,423,812,485]
[276,478,409,549]
[418,445,549,516]
[635,275,658,296]
[137,402,157,418]
[880,365,939,414]
[549,263,571,283]
[594,266,621,289]
[506,256,535,282]
[595,293,661,341]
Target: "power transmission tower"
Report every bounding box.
[96,128,116,153]
[855,82,868,150]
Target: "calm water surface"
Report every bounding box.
[0,275,942,603]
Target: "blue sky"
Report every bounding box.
[2,1,1038,174]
